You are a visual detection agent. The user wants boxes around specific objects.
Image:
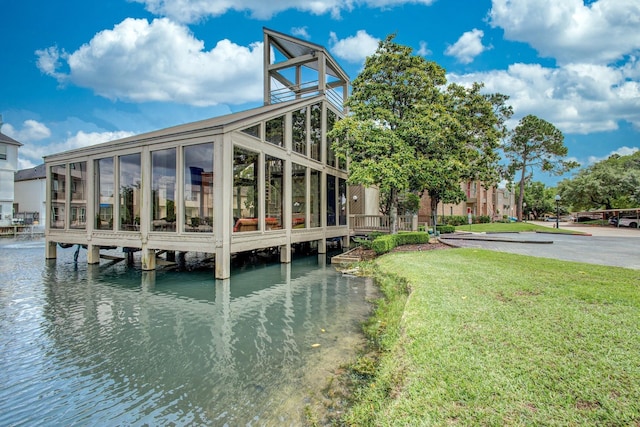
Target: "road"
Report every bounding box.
[439,222,640,270]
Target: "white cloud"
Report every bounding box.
[2,120,51,143]
[329,30,379,63]
[489,0,640,65]
[19,130,136,163]
[36,18,264,106]
[587,146,639,164]
[132,0,436,23]
[449,60,640,134]
[291,26,311,39]
[417,41,431,57]
[445,28,489,64]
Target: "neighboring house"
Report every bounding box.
[0,116,23,226]
[419,181,516,223]
[14,164,46,225]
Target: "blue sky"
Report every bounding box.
[1,0,639,186]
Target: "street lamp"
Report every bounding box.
[523,202,527,221]
[555,194,561,229]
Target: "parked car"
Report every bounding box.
[618,217,639,228]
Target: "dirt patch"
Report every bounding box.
[346,241,452,260]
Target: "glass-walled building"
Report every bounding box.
[44,28,350,279]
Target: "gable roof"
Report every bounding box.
[0,131,23,147]
[15,164,46,182]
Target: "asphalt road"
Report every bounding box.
[440,223,640,270]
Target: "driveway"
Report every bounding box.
[439,223,640,270]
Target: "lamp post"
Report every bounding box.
[555,194,561,229]
[523,202,527,221]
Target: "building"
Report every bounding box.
[0,115,23,226]
[14,164,47,225]
[419,181,516,223]
[44,28,350,279]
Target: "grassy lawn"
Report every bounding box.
[345,249,640,426]
[454,222,583,234]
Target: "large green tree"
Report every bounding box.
[558,151,640,211]
[330,35,447,233]
[331,35,510,233]
[503,115,578,221]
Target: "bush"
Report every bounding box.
[371,232,430,254]
[436,225,455,234]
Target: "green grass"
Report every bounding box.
[454,221,582,234]
[345,249,640,426]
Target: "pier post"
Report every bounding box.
[45,240,57,259]
[141,247,156,271]
[87,244,100,264]
[280,242,291,263]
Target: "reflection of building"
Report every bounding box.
[0,116,23,226]
[44,28,350,279]
[419,181,516,222]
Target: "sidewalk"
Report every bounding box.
[530,221,640,238]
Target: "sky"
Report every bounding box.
[1,0,639,186]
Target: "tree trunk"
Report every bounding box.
[390,188,398,234]
[430,196,439,235]
[517,165,526,221]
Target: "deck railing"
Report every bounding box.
[349,214,418,233]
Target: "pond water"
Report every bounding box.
[0,239,375,426]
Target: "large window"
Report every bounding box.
[310,169,321,228]
[339,178,347,226]
[151,148,177,232]
[119,153,141,231]
[233,147,259,232]
[265,155,283,230]
[69,162,87,229]
[310,103,322,161]
[292,107,307,155]
[184,143,214,232]
[326,174,336,226]
[292,163,306,228]
[50,165,66,229]
[95,157,114,230]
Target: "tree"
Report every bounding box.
[558,151,640,211]
[331,35,510,233]
[503,115,578,221]
[518,181,555,220]
[330,35,447,233]
[417,83,512,230]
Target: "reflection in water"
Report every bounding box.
[0,240,374,425]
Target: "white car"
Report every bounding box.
[618,217,639,228]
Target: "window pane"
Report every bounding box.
[184,143,214,232]
[265,155,283,230]
[310,103,321,161]
[241,124,260,138]
[326,174,336,226]
[151,148,177,232]
[265,116,284,147]
[233,147,259,232]
[326,109,337,168]
[339,178,347,225]
[292,163,306,228]
[119,153,141,231]
[50,165,66,229]
[310,169,321,228]
[96,157,114,230]
[292,107,307,155]
[69,161,87,229]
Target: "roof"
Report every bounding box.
[45,95,330,162]
[15,164,46,181]
[0,131,23,147]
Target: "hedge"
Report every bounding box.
[436,225,455,234]
[371,232,430,255]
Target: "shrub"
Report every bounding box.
[436,225,455,234]
[371,232,430,254]
[476,215,491,224]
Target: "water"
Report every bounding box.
[0,239,375,426]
